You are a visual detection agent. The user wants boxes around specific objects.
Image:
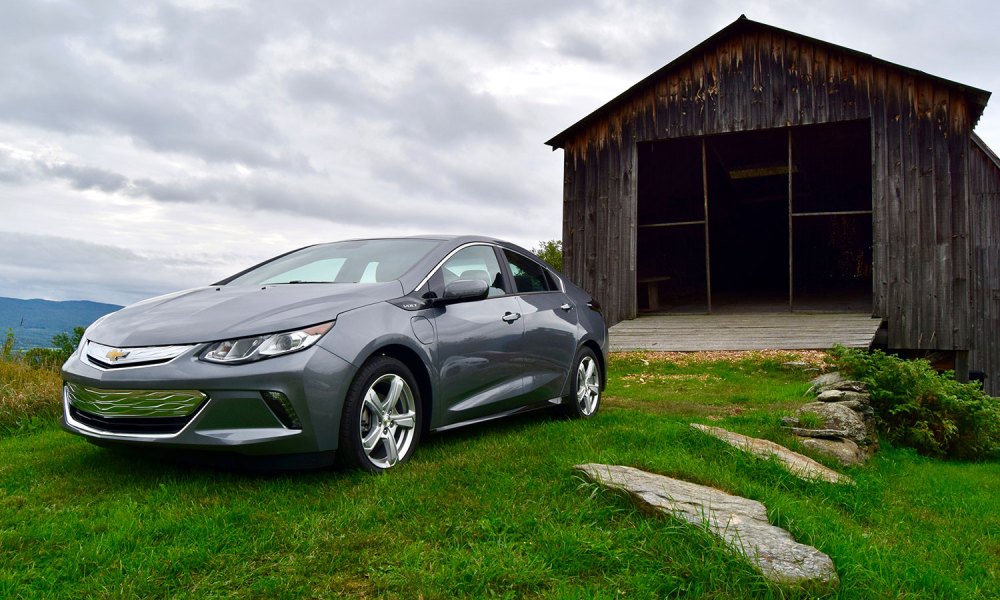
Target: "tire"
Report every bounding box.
[563,347,602,419]
[338,355,422,472]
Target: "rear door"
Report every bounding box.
[502,249,579,402]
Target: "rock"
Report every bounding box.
[691,423,853,485]
[805,372,844,396]
[798,438,867,466]
[834,400,868,412]
[807,373,869,396]
[575,464,840,588]
[786,427,852,439]
[830,380,867,393]
[816,390,870,404]
[795,402,869,445]
[796,375,879,463]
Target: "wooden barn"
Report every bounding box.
[546,15,1000,394]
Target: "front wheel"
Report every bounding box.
[339,356,421,472]
[563,347,601,419]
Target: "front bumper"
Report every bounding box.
[60,343,357,458]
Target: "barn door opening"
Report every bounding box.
[636,138,709,312]
[705,128,790,309]
[790,120,873,311]
[636,120,872,314]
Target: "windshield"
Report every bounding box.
[224,238,441,286]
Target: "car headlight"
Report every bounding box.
[200,322,334,364]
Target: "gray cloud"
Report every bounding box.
[0,232,226,304]
[286,61,515,145]
[43,163,129,193]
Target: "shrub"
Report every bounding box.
[22,347,67,370]
[830,346,1000,460]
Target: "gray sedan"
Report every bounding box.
[61,236,607,471]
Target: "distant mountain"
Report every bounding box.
[0,297,123,349]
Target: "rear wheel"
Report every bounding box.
[563,347,601,418]
[339,356,421,472]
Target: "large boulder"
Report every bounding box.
[575,463,840,588]
[794,402,869,445]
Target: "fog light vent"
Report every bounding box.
[261,391,302,429]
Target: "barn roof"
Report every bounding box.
[546,15,992,149]
[972,132,1000,169]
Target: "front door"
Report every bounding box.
[428,245,525,424]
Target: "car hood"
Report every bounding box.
[86,282,405,347]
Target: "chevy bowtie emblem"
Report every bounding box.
[106,349,130,362]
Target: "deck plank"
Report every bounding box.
[609,313,884,352]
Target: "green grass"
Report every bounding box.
[1,353,997,598]
[0,360,62,434]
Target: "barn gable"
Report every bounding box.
[547,15,1000,393]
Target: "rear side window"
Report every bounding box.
[504,250,556,293]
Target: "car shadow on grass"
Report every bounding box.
[64,404,571,483]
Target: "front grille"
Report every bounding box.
[65,383,207,436]
[65,383,207,418]
[69,405,194,435]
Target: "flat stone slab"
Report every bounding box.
[691,424,854,485]
[575,464,840,587]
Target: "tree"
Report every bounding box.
[51,326,86,360]
[20,326,86,369]
[531,240,563,272]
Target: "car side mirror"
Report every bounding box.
[440,279,489,304]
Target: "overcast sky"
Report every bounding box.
[2,0,998,306]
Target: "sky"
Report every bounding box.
[2,0,998,306]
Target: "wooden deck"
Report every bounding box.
[609,313,884,352]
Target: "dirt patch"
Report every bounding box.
[612,350,829,369]
[620,373,720,384]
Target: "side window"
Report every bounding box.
[438,245,507,298]
[504,250,555,293]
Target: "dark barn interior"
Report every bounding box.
[637,120,872,313]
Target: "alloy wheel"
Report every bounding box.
[576,355,600,416]
[358,373,417,469]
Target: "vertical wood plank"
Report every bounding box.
[871,65,888,318]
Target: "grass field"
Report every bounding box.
[1,353,997,598]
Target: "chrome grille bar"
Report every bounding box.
[65,382,207,418]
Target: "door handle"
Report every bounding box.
[502,312,521,323]
[560,303,573,311]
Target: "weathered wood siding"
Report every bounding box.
[969,139,1000,396]
[559,26,976,356]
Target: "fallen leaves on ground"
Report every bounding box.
[611,349,829,369]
